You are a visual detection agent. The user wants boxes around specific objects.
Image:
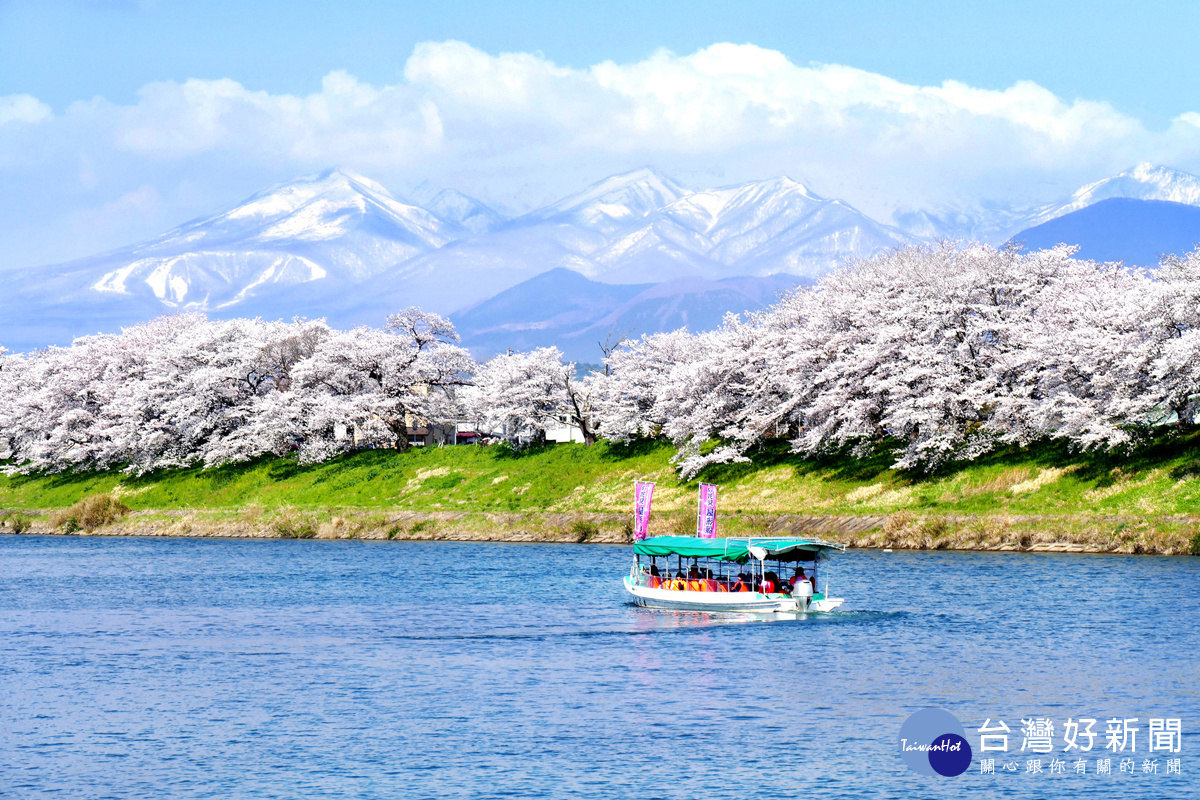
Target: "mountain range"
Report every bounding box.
[0,165,913,352]
[5,162,1200,356]
[1008,197,1200,265]
[897,163,1200,243]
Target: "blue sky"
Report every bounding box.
[3,0,1200,269]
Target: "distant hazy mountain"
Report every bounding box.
[451,267,805,362]
[1031,164,1200,226]
[425,189,506,235]
[892,203,1036,245]
[1008,197,1200,266]
[897,163,1200,244]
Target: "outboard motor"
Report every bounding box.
[792,579,813,612]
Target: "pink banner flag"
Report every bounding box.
[633,481,655,541]
[696,483,718,538]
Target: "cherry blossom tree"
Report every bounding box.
[284,309,475,459]
[0,347,17,459]
[0,310,472,472]
[610,242,1163,475]
[4,244,1198,477]
[471,346,599,445]
[1143,247,1200,428]
[593,329,710,443]
[987,256,1159,451]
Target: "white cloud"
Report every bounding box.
[0,94,52,126]
[401,42,1158,160]
[29,40,1181,176]
[90,71,443,166]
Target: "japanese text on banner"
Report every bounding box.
[697,483,718,538]
[633,482,655,541]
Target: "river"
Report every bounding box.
[1,535,1197,798]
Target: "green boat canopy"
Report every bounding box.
[633,536,845,564]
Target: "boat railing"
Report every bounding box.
[629,564,815,595]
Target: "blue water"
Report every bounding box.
[1,535,1197,799]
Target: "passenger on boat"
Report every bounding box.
[679,564,699,590]
[730,573,752,592]
[648,564,662,589]
[790,567,813,590]
[761,571,780,593]
[703,568,722,592]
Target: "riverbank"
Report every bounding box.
[4,438,1200,554]
[3,507,1197,554]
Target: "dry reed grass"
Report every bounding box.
[966,467,1034,497]
[881,511,949,549]
[1010,467,1070,494]
[268,507,318,539]
[49,493,131,532]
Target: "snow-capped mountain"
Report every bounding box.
[159,168,453,253]
[88,168,463,307]
[518,166,691,233]
[1025,163,1200,228]
[5,168,469,324]
[0,168,503,349]
[0,166,932,349]
[896,164,1200,243]
[357,167,708,313]
[594,177,915,282]
[378,170,914,312]
[20,162,1200,352]
[425,189,505,235]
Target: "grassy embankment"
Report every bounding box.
[4,437,1200,554]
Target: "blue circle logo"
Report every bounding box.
[899,708,973,777]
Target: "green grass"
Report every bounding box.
[0,441,675,513]
[5,434,1200,519]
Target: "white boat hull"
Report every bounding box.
[624,577,844,613]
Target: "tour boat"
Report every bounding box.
[625,536,847,613]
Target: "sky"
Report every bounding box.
[4,0,1200,270]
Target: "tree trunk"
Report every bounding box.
[564,380,596,446]
[388,418,411,451]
